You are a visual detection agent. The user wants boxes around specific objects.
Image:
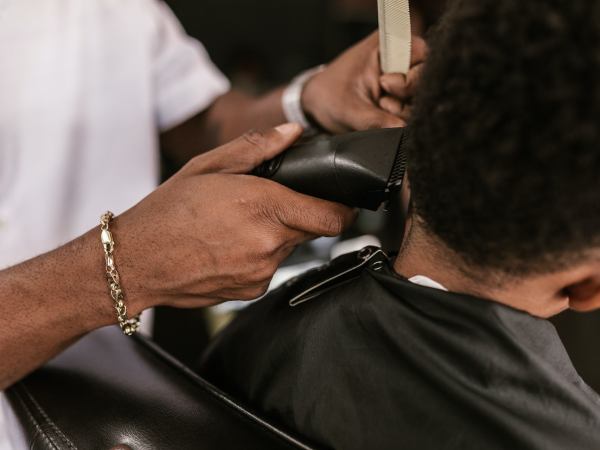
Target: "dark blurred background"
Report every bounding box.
[157,0,600,394]
[165,0,446,91]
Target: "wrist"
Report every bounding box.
[300,76,320,127]
[61,229,123,331]
[59,221,150,333]
[283,65,325,132]
[101,213,154,321]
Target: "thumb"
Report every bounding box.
[185,123,303,175]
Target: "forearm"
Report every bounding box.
[0,124,355,390]
[161,31,423,168]
[0,229,125,389]
[207,88,287,143]
[160,88,286,167]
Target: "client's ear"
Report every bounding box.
[566,272,600,312]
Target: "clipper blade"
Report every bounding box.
[378,0,412,74]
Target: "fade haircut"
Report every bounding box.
[408,0,600,276]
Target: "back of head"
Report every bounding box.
[409,0,600,277]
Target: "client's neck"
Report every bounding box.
[393,219,570,318]
[393,219,477,296]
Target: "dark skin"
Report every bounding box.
[0,125,356,390]
[395,215,600,318]
[0,33,427,389]
[160,32,427,166]
[160,88,288,166]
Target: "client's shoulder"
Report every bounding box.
[262,245,390,312]
[198,247,600,450]
[198,247,390,382]
[203,246,388,352]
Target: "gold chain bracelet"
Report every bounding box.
[100,211,140,336]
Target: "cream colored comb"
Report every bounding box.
[378,0,412,75]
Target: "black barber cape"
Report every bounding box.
[200,248,600,450]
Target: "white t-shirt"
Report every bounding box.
[0,0,229,268]
[0,0,229,447]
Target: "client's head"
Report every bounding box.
[398,0,600,317]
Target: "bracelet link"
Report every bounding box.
[100,211,140,336]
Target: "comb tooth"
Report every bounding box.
[378,0,412,75]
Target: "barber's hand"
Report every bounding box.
[301,32,427,133]
[114,124,356,312]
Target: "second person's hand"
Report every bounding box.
[300,33,428,133]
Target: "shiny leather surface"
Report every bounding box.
[6,326,315,450]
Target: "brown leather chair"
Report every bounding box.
[6,326,317,450]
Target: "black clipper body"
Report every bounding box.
[253,128,408,210]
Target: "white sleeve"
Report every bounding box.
[149,1,230,131]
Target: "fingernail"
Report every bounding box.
[275,123,301,136]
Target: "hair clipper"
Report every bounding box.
[253,128,408,211]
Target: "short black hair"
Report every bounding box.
[409,0,600,275]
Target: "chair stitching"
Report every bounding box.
[21,384,78,450]
[12,385,59,450]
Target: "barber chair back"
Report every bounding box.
[6,326,316,450]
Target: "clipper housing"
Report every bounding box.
[254,128,408,211]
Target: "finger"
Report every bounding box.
[379,73,408,99]
[185,123,303,175]
[406,63,424,96]
[379,96,412,121]
[381,63,424,100]
[271,188,357,237]
[411,36,428,66]
[363,46,384,101]
[378,96,404,116]
[345,100,406,130]
[399,104,412,122]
